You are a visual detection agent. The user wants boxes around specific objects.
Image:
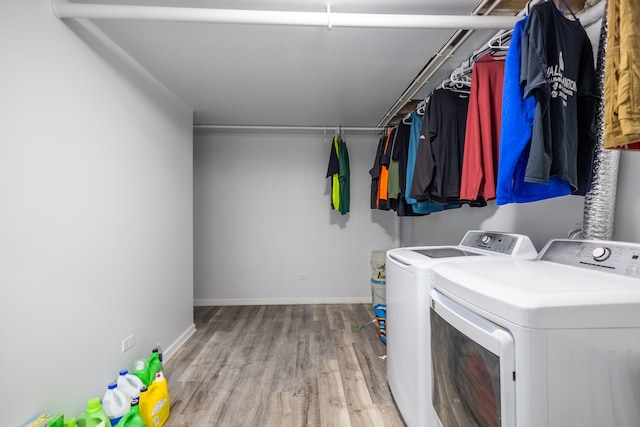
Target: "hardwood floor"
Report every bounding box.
[163,304,406,426]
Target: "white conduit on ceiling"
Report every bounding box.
[51,0,520,30]
[194,125,387,133]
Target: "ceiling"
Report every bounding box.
[62,0,587,128]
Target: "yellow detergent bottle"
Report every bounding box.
[138,372,170,426]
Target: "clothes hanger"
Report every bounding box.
[443,79,471,95]
[487,29,513,51]
[448,64,472,87]
[437,78,450,91]
[557,0,578,21]
[418,94,431,115]
[435,64,471,96]
[541,0,578,21]
[526,0,533,15]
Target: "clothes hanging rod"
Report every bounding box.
[194,124,387,133]
[51,1,521,30]
[376,0,606,128]
[375,0,503,128]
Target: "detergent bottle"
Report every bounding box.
[102,382,130,426]
[152,372,170,408]
[64,418,78,427]
[117,369,145,401]
[26,414,64,426]
[146,348,162,380]
[154,344,163,365]
[114,398,146,427]
[138,372,170,427]
[133,359,151,387]
[77,397,110,427]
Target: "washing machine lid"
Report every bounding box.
[386,230,537,271]
[431,239,640,329]
[411,247,483,258]
[388,246,484,265]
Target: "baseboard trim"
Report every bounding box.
[194,297,373,306]
[163,323,196,362]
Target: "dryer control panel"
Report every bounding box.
[540,239,640,278]
[459,231,519,254]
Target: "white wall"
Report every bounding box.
[193,129,588,305]
[402,196,585,250]
[194,132,397,304]
[614,152,640,243]
[10,1,637,423]
[0,2,193,424]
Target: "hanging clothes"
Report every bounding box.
[496,15,572,205]
[603,0,640,149]
[459,53,505,201]
[387,124,403,204]
[378,129,394,210]
[428,87,470,201]
[337,136,350,215]
[369,133,386,209]
[326,136,350,215]
[326,137,340,210]
[405,110,458,214]
[390,119,421,216]
[520,0,598,194]
[405,111,424,204]
[410,102,435,201]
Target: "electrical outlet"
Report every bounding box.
[122,334,135,353]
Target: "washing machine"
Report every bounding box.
[429,238,640,427]
[386,230,537,427]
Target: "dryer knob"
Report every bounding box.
[592,247,612,262]
[481,234,492,245]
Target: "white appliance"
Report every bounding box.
[430,239,640,427]
[386,231,537,427]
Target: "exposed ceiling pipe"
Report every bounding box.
[51,0,520,30]
[194,125,386,133]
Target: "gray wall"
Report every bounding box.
[402,197,585,250]
[614,152,640,243]
[191,14,620,308]
[193,129,589,307]
[1,2,194,424]
[5,2,637,425]
[194,132,397,304]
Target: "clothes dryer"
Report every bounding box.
[430,239,640,427]
[386,231,537,427]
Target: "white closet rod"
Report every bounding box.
[375,0,503,128]
[51,1,520,30]
[376,0,606,128]
[464,0,605,71]
[194,125,387,133]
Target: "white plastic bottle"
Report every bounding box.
[116,369,145,401]
[101,382,130,426]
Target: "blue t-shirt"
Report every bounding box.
[496,15,571,205]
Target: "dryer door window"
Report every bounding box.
[430,290,515,427]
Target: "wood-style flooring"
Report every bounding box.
[163,304,406,426]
